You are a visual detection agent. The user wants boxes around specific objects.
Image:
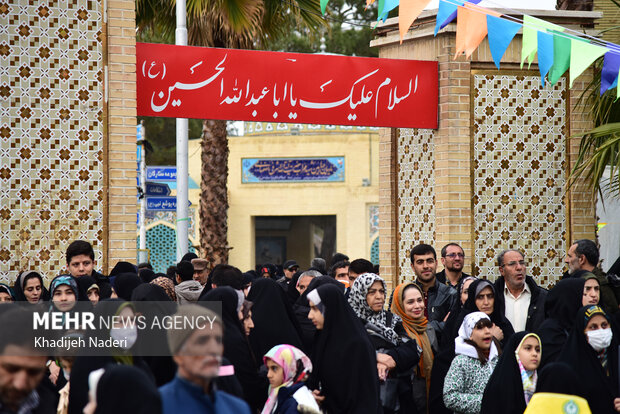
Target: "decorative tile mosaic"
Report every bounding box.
[137,223,196,274]
[472,73,567,288]
[244,122,379,136]
[397,129,436,283]
[143,207,197,237]
[0,0,104,285]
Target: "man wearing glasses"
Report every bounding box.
[436,243,470,289]
[493,249,547,332]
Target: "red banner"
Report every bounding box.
[136,43,438,128]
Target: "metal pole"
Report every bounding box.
[175,0,189,261]
[139,122,147,264]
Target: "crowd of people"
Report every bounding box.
[1,239,620,413]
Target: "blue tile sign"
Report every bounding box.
[147,166,176,181]
[146,197,191,211]
[242,157,344,183]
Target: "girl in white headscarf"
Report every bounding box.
[443,312,502,414]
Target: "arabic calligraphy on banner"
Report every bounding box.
[136,43,438,128]
[242,158,345,183]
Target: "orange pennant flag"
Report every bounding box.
[454,3,501,59]
[399,0,432,43]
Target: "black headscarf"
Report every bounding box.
[0,283,15,301]
[109,261,138,277]
[12,271,50,303]
[138,268,157,283]
[200,287,267,411]
[535,362,584,397]
[246,278,304,358]
[446,279,514,348]
[93,364,161,414]
[75,276,99,302]
[293,275,345,353]
[285,270,303,306]
[307,283,381,413]
[557,305,619,413]
[430,279,514,414]
[113,273,143,301]
[481,331,539,414]
[536,278,585,368]
[68,300,153,414]
[129,285,177,387]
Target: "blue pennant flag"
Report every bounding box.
[487,15,522,69]
[378,0,399,22]
[537,30,554,87]
[434,0,463,35]
[601,47,620,95]
[434,0,481,36]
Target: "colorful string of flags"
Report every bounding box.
[333,0,620,97]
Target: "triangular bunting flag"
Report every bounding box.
[320,0,329,14]
[435,0,463,36]
[601,48,620,95]
[548,31,577,86]
[537,31,554,87]
[486,15,522,69]
[454,3,501,59]
[367,0,375,7]
[521,16,564,69]
[570,39,608,87]
[379,0,399,22]
[434,0,482,35]
[399,0,432,43]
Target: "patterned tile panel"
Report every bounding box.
[472,74,567,288]
[397,129,435,283]
[0,0,104,284]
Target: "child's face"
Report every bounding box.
[266,359,284,388]
[517,336,541,371]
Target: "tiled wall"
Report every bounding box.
[0,0,105,283]
[397,128,436,283]
[472,73,567,287]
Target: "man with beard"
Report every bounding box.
[160,305,251,414]
[436,243,470,289]
[0,307,57,414]
[411,243,456,339]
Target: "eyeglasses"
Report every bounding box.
[445,253,465,259]
[502,260,526,267]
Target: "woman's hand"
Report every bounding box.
[48,362,60,385]
[614,397,620,412]
[377,362,389,381]
[491,324,504,342]
[376,353,396,370]
[312,389,325,405]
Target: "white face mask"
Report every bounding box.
[586,328,613,352]
[110,326,138,350]
[63,369,70,381]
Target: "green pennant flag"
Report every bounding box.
[521,16,564,69]
[548,32,579,86]
[321,0,329,14]
[570,39,608,87]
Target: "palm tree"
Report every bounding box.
[137,0,325,266]
[558,0,620,200]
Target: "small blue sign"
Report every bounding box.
[136,124,143,141]
[145,182,171,197]
[146,196,191,211]
[242,157,345,183]
[147,166,176,181]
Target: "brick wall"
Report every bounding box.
[105,0,137,272]
[372,11,598,286]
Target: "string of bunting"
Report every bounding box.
[326,0,620,97]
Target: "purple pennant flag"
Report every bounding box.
[601,47,620,95]
[437,0,482,32]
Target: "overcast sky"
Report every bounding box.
[425,0,557,9]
